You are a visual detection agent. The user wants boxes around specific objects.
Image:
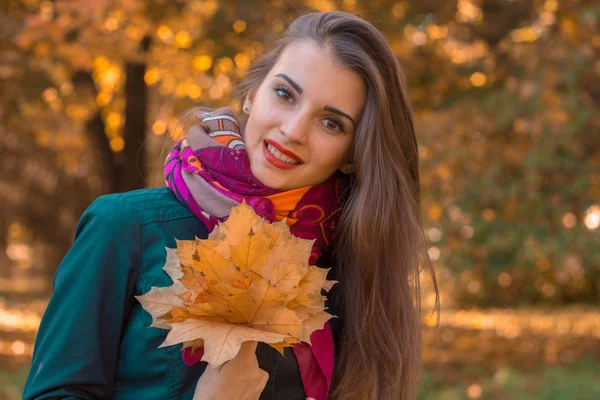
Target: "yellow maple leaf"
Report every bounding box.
[136,201,337,367]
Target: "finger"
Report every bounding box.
[260,369,269,385]
[252,371,269,399]
[236,340,259,360]
[306,398,317,400]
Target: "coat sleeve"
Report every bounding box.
[23,194,141,400]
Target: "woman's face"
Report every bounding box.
[244,40,366,190]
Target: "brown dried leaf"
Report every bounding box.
[138,201,337,367]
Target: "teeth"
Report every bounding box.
[267,143,300,165]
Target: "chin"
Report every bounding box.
[250,167,285,190]
[263,178,292,191]
[249,156,307,190]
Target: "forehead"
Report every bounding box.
[268,41,366,115]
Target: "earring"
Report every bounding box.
[243,102,251,114]
[339,163,353,174]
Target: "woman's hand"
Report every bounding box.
[193,341,269,400]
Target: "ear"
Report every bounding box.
[338,149,354,174]
[245,87,257,104]
[339,163,353,174]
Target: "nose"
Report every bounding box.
[280,110,310,145]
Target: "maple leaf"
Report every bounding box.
[136,201,337,367]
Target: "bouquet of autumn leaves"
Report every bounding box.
[136,202,337,367]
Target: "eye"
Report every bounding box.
[322,116,345,133]
[273,85,293,102]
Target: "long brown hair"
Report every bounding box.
[233,11,439,400]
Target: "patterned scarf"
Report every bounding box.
[164,107,346,400]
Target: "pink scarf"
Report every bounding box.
[164,107,346,399]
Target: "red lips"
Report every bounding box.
[264,139,303,163]
[263,140,303,170]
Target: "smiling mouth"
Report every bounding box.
[264,141,302,165]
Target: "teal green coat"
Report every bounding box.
[23,187,342,399]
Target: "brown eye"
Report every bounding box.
[273,85,293,102]
[323,116,345,133]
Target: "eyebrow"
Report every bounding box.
[274,73,357,127]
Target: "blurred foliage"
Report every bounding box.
[1,301,599,399]
[0,0,598,306]
[4,354,600,399]
[1,3,600,398]
[417,354,600,400]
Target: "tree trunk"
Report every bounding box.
[73,70,119,193]
[119,61,148,192]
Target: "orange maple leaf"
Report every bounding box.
[136,201,337,367]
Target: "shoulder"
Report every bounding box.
[73,187,203,250]
[83,187,195,228]
[79,187,210,262]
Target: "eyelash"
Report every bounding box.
[273,85,346,133]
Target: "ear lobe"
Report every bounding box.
[339,163,353,174]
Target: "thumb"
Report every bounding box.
[236,340,259,361]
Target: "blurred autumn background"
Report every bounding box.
[0,0,599,398]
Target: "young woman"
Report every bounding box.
[23,11,438,400]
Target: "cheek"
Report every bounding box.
[312,138,352,168]
[243,118,264,147]
[245,106,273,142]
